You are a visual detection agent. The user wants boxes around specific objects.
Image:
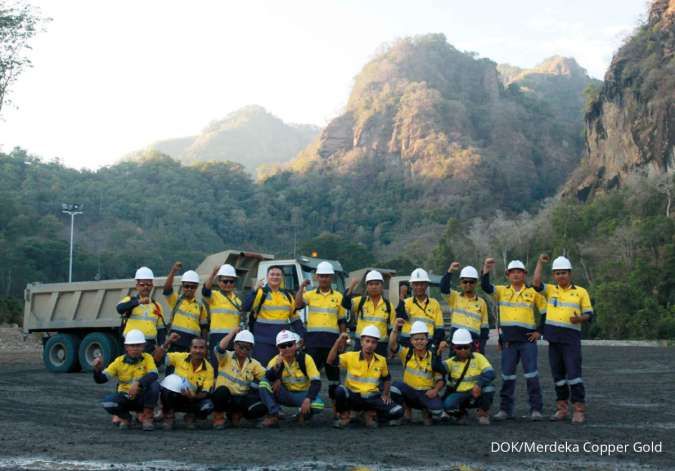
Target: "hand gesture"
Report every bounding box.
[538,254,550,264]
[128,382,140,399]
[399,284,408,300]
[256,279,265,290]
[570,314,583,324]
[349,278,359,290]
[471,384,481,398]
[527,331,540,342]
[302,279,311,288]
[168,332,181,344]
[437,340,449,354]
[381,391,392,405]
[172,261,183,273]
[449,261,461,272]
[483,258,496,273]
[395,318,405,330]
[92,356,103,371]
[300,398,312,416]
[425,389,438,399]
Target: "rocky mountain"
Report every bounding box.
[565,0,675,199]
[145,105,320,176]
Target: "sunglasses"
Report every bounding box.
[461,279,476,285]
[278,342,295,350]
[235,342,252,351]
[136,282,153,287]
[317,274,332,279]
[219,279,236,285]
[453,345,471,350]
[182,284,198,289]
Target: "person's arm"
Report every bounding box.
[204,264,220,292]
[477,364,496,387]
[241,287,262,313]
[92,356,108,383]
[216,326,240,353]
[295,279,309,310]
[441,262,461,294]
[532,254,549,291]
[380,361,392,403]
[153,332,181,363]
[116,296,139,314]
[163,261,182,295]
[389,318,404,354]
[138,372,159,389]
[327,332,349,365]
[480,258,496,294]
[307,379,321,401]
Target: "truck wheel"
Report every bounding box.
[43,333,81,373]
[79,332,117,372]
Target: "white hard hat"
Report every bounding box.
[360,325,381,340]
[276,330,296,346]
[234,330,255,345]
[506,260,526,272]
[409,268,430,283]
[409,321,429,336]
[134,266,154,280]
[552,256,572,271]
[217,264,237,278]
[160,374,187,393]
[124,329,146,345]
[316,261,335,275]
[181,270,200,284]
[451,328,472,345]
[459,266,479,279]
[365,270,384,283]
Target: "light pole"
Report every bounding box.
[62,203,83,283]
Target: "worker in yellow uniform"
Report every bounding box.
[389,320,445,425]
[211,327,267,429]
[533,254,593,424]
[342,270,395,356]
[481,258,547,421]
[163,262,208,352]
[242,265,305,366]
[294,261,346,401]
[116,267,166,353]
[395,268,445,350]
[440,263,490,353]
[441,328,495,425]
[152,333,214,430]
[259,330,324,427]
[202,264,242,367]
[327,325,403,428]
[92,329,159,431]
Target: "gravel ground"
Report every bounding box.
[0,338,673,470]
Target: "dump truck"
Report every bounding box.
[23,250,346,373]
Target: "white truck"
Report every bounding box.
[23,250,346,373]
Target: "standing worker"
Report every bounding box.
[481,258,547,421]
[440,262,490,353]
[153,333,214,430]
[202,264,242,367]
[294,261,346,402]
[327,326,403,428]
[395,268,445,350]
[242,265,305,366]
[92,329,160,431]
[116,267,166,353]
[533,255,593,424]
[259,330,324,427]
[163,262,208,352]
[342,270,395,356]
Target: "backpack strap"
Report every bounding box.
[357,296,368,320]
[297,352,308,378]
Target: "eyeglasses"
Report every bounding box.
[182,284,198,289]
[219,279,236,285]
[235,342,252,351]
[317,274,332,279]
[460,279,476,285]
[278,342,295,350]
[136,282,153,287]
[453,345,471,350]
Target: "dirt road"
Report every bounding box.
[0,345,673,470]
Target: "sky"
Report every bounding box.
[0,0,647,170]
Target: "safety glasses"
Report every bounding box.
[219,279,236,285]
[278,342,295,350]
[182,284,198,289]
[460,279,476,285]
[235,342,252,351]
[136,282,153,287]
[453,345,471,350]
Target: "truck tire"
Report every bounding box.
[43,333,81,373]
[79,332,117,372]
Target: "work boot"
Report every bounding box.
[162,411,175,431]
[212,411,226,430]
[529,410,544,421]
[550,400,569,421]
[112,415,122,427]
[364,411,378,428]
[260,415,280,428]
[141,408,155,431]
[421,410,433,426]
[572,402,586,424]
[183,413,196,430]
[477,409,490,425]
[493,410,513,421]
[402,406,413,424]
[333,411,351,429]
[229,412,242,427]
[153,406,163,422]
[118,418,130,430]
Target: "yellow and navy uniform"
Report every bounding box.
[102,353,158,394]
[165,352,214,393]
[397,296,445,342]
[266,354,321,392]
[303,288,346,348]
[481,277,546,342]
[202,288,242,335]
[397,346,443,391]
[164,290,208,337]
[539,284,593,342]
[442,352,495,393]
[446,290,489,338]
[338,351,390,396]
[349,296,395,342]
[117,296,164,340]
[214,349,266,395]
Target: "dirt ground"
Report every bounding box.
[0,341,673,471]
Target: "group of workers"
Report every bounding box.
[93,254,592,430]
